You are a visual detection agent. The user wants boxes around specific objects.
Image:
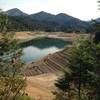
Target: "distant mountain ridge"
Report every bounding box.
[6,8,28,16]
[5,8,92,32]
[30,11,55,21]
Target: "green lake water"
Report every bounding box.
[21,38,71,63]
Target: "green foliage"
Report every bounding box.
[0,10,8,32]
[15,94,33,100]
[91,20,100,32]
[55,69,72,92]
[54,37,100,100]
[0,13,91,33]
[0,9,31,100]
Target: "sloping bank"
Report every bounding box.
[23,46,72,76]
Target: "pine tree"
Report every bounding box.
[54,37,100,100]
[0,9,32,100]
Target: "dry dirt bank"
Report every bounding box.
[26,73,60,100]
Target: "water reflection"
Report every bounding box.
[21,38,71,63]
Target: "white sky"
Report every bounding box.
[0,0,100,20]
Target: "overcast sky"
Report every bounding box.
[0,0,100,20]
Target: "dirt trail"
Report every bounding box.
[26,73,58,100]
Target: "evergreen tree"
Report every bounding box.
[0,9,32,100]
[54,37,100,100]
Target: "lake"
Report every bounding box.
[21,37,71,63]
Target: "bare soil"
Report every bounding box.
[26,73,59,100]
[0,31,89,100]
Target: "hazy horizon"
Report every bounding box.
[0,0,100,21]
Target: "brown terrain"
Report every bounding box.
[14,31,80,42]
[24,48,70,76]
[24,48,71,100]
[26,73,58,100]
[0,31,88,100]
[0,31,88,42]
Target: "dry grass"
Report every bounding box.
[0,31,89,100]
[0,31,88,42]
[26,73,58,100]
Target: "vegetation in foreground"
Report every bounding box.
[0,3,100,100]
[0,9,32,100]
[54,36,100,100]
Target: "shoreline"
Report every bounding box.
[16,32,78,43]
[1,31,88,43]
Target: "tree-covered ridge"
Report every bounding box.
[1,8,92,33]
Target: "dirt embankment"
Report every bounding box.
[26,73,59,100]
[24,48,70,99]
[0,31,88,100]
[1,31,88,43]
[14,31,81,43]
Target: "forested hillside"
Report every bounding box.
[5,8,92,32]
